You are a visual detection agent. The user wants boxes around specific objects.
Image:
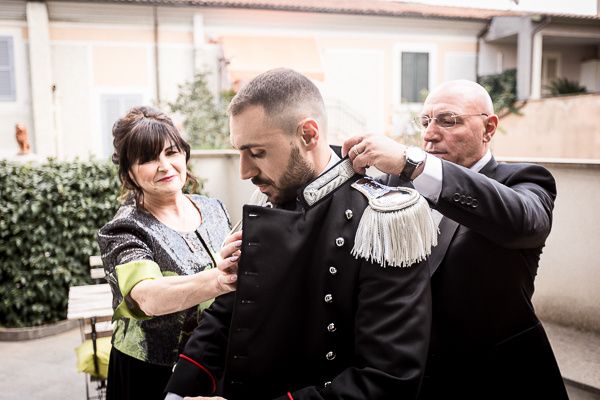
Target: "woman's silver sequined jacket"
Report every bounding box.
[97,194,230,366]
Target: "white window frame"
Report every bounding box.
[393,44,437,106]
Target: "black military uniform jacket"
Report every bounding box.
[165,157,432,400]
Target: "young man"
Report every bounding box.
[165,68,435,400]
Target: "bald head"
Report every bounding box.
[426,80,494,115]
[420,79,498,168]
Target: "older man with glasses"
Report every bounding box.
[343,80,567,399]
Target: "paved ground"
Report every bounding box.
[0,321,599,399]
[545,322,600,399]
[0,327,85,400]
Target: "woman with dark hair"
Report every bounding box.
[97,106,239,399]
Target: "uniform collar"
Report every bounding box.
[300,156,356,208]
[321,148,341,175]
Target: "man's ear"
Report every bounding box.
[297,118,320,150]
[483,114,499,143]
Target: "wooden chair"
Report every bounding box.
[76,315,112,400]
[89,255,106,284]
[68,256,113,400]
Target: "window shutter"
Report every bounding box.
[101,94,143,157]
[401,52,429,103]
[415,53,429,101]
[401,52,417,103]
[0,37,16,101]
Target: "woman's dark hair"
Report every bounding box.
[111,106,198,208]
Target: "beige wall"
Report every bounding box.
[492,94,600,160]
[189,150,255,224]
[478,41,518,76]
[45,22,195,159]
[531,161,600,333]
[51,44,93,159]
[1,2,485,159]
[191,151,600,333]
[92,46,149,87]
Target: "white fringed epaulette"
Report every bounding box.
[351,177,438,268]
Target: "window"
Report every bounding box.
[542,53,561,95]
[100,94,143,157]
[401,52,429,103]
[0,36,16,101]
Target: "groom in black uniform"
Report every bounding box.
[165,68,435,400]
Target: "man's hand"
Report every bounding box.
[342,135,408,176]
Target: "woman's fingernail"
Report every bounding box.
[230,255,239,262]
[235,240,242,248]
[229,274,237,282]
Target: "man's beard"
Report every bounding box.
[253,145,316,206]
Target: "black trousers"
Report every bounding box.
[106,347,173,400]
[419,325,568,400]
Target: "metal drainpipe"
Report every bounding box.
[476,20,492,81]
[154,6,161,104]
[530,16,551,97]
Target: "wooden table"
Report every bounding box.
[67,284,113,320]
[67,284,113,399]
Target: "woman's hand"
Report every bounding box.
[184,397,227,400]
[215,231,242,295]
[128,231,242,315]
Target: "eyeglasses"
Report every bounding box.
[413,112,489,129]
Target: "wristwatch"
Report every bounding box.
[400,146,426,180]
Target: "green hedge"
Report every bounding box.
[0,159,121,327]
[478,68,518,114]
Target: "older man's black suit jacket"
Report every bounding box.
[380,157,568,399]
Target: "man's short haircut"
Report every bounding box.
[228,68,327,134]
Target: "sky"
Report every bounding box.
[401,0,598,15]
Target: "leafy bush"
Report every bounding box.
[545,78,587,96]
[478,69,518,114]
[0,159,206,327]
[169,72,234,150]
[0,159,121,327]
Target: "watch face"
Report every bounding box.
[406,147,426,163]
